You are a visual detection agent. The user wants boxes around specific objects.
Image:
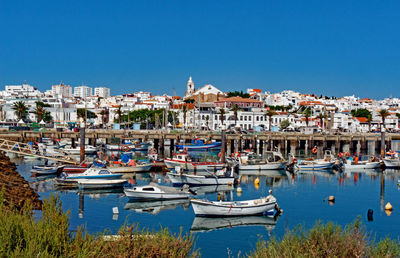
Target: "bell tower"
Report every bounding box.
[185,76,195,97]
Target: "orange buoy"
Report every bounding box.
[338,152,344,158]
[312,147,318,154]
[345,152,350,157]
[121,145,130,152]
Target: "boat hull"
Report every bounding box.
[108,164,152,173]
[383,158,400,168]
[239,162,286,170]
[77,179,127,189]
[124,189,189,200]
[164,159,224,171]
[191,197,277,216]
[295,161,334,171]
[167,173,234,186]
[344,161,380,170]
[176,142,221,150]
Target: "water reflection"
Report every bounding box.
[124,199,190,215]
[190,215,278,233]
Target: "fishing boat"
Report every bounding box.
[124,183,192,200]
[190,193,279,217]
[176,139,221,150]
[167,168,235,186]
[77,179,127,189]
[294,151,336,171]
[62,145,97,155]
[343,158,381,170]
[108,160,152,173]
[63,166,122,180]
[62,166,88,173]
[164,152,224,171]
[190,215,277,232]
[383,151,400,168]
[237,151,286,170]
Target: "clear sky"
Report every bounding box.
[1,0,399,98]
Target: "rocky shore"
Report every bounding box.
[0,151,42,210]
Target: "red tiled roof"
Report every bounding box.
[215,96,262,103]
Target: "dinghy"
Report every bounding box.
[167,167,235,186]
[190,192,279,217]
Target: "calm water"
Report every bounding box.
[13,155,400,257]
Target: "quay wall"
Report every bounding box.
[0,129,398,156]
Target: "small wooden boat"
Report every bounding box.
[295,160,335,170]
[167,170,235,186]
[238,151,286,170]
[344,159,380,170]
[77,179,127,189]
[190,194,278,217]
[124,183,192,200]
[164,152,224,171]
[65,166,122,180]
[108,163,152,173]
[31,168,58,175]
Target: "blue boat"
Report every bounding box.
[176,140,221,150]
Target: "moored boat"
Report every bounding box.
[164,152,224,171]
[77,179,127,189]
[64,166,122,180]
[344,159,381,170]
[237,151,286,170]
[167,168,235,186]
[190,192,279,217]
[383,151,400,168]
[176,139,221,150]
[108,163,152,173]
[124,183,192,200]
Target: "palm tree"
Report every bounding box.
[12,101,28,121]
[182,105,188,129]
[264,110,277,131]
[367,114,372,132]
[231,104,240,126]
[218,108,226,129]
[379,109,389,129]
[33,101,51,123]
[304,108,312,126]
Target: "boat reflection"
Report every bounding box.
[190,184,234,195]
[239,169,292,187]
[190,215,278,232]
[124,199,191,214]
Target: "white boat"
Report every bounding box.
[164,152,224,171]
[383,151,400,168]
[294,150,336,171]
[62,145,97,155]
[190,194,278,216]
[190,216,277,232]
[238,151,286,170]
[64,166,122,180]
[124,199,190,214]
[31,168,58,175]
[344,159,381,170]
[108,163,152,173]
[77,179,127,189]
[168,172,234,186]
[124,183,192,200]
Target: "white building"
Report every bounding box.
[94,87,111,98]
[4,84,42,98]
[52,83,72,98]
[74,86,92,99]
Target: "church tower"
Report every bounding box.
[185,76,195,97]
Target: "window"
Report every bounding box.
[143,187,155,191]
[256,116,259,121]
[249,116,252,121]
[215,115,218,120]
[244,116,247,121]
[240,116,243,121]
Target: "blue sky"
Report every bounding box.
[1,1,399,98]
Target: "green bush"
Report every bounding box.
[248,219,400,258]
[0,193,197,257]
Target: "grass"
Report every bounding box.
[0,192,198,257]
[248,219,400,258]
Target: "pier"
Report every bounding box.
[0,129,398,157]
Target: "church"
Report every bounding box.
[183,76,224,103]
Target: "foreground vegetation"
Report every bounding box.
[2,191,400,257]
[0,193,197,257]
[249,219,400,258]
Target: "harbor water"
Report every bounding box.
[13,154,400,257]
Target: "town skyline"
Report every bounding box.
[2,1,400,98]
